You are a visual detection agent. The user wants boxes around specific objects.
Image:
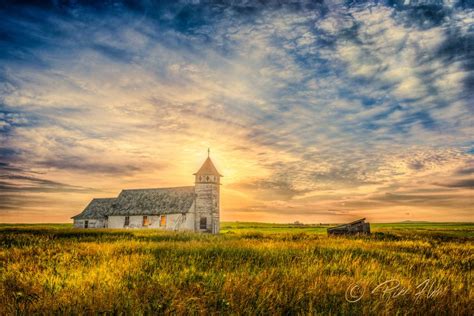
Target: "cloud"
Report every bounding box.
[0,160,97,193]
[434,178,474,188]
[455,165,474,175]
[0,1,472,222]
[231,177,312,200]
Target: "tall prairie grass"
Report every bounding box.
[0,223,472,315]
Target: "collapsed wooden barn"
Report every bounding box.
[327,218,370,236]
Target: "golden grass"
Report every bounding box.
[0,224,473,315]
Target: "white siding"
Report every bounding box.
[73,219,106,228]
[107,211,195,231]
[108,215,153,229]
[177,211,195,231]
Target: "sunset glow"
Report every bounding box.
[1,1,472,223]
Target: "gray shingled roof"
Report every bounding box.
[72,198,116,219]
[110,186,195,216]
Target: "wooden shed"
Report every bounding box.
[327,218,370,236]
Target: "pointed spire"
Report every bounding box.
[208,148,210,158]
[194,150,222,176]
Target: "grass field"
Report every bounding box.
[0,222,472,315]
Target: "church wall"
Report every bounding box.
[107,216,123,228]
[108,215,156,229]
[108,212,195,231]
[180,212,195,231]
[177,202,196,231]
[73,219,106,228]
[194,183,219,233]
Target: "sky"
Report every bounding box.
[0,0,473,223]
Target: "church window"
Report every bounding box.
[143,216,150,227]
[124,216,130,227]
[206,176,209,181]
[160,215,166,227]
[84,220,88,228]
[200,217,207,229]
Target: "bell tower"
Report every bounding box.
[194,149,222,234]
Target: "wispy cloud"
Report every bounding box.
[0,0,472,222]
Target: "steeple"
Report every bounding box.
[194,150,222,183]
[193,150,222,234]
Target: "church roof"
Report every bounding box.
[194,157,222,176]
[71,198,116,220]
[110,186,195,216]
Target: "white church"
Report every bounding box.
[72,153,222,234]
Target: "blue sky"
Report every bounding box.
[0,0,473,223]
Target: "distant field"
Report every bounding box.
[221,221,474,237]
[0,222,472,315]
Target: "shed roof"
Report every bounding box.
[71,198,116,220]
[328,218,367,231]
[110,186,195,216]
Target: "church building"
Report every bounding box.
[72,153,222,234]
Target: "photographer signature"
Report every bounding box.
[345,279,445,303]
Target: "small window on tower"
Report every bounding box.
[200,217,207,230]
[124,216,130,227]
[160,215,166,227]
[206,176,210,181]
[143,215,150,227]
